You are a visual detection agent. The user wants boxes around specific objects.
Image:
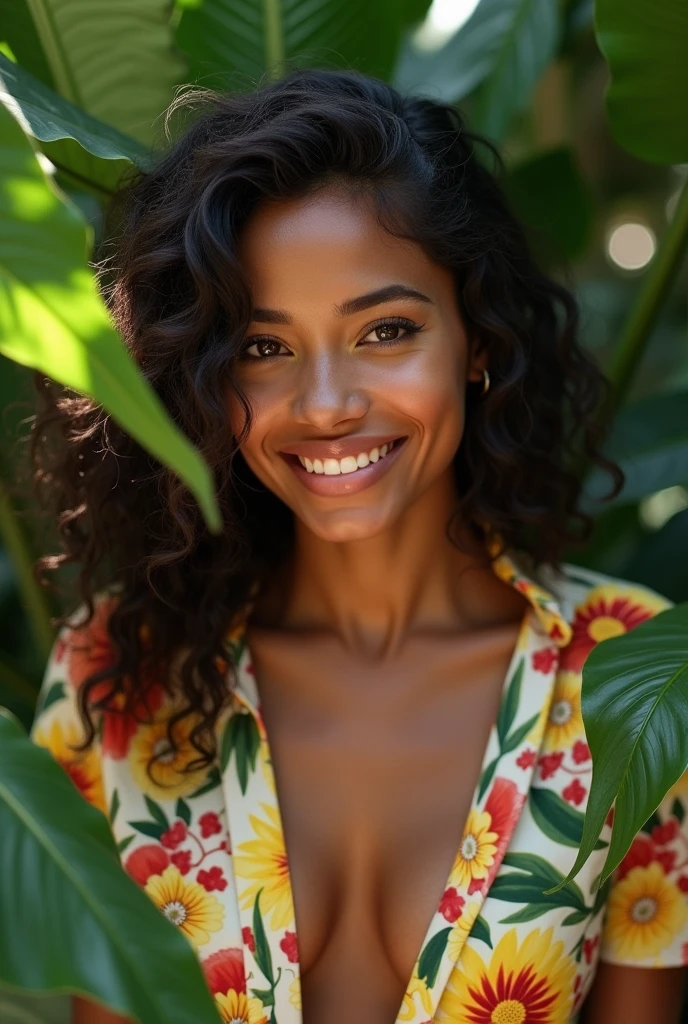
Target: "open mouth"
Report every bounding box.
[293,436,405,476]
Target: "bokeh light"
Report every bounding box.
[606,221,656,271]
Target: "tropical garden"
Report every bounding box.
[0,0,687,1020]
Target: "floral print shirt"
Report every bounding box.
[32,550,688,1024]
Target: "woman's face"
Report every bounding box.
[229,187,485,543]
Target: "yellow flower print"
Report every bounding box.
[447,900,481,961]
[542,672,583,751]
[561,583,667,673]
[215,990,268,1024]
[145,865,225,947]
[604,862,688,961]
[128,706,209,800]
[234,803,295,930]
[450,809,498,890]
[437,927,575,1024]
[289,976,302,1011]
[398,965,433,1022]
[34,718,106,815]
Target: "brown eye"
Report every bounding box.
[256,339,282,357]
[375,324,401,342]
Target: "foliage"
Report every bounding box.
[0,0,687,1019]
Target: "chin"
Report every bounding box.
[300,508,393,544]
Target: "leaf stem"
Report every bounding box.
[606,175,688,415]
[263,0,285,78]
[0,481,54,662]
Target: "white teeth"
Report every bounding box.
[298,440,397,475]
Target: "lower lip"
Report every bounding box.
[281,438,408,497]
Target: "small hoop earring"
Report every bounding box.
[481,368,490,395]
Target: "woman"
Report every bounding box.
[31,69,687,1023]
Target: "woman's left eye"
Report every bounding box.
[360,317,424,347]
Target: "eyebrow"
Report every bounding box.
[251,284,434,325]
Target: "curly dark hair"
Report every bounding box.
[31,67,623,770]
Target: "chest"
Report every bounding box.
[247,626,523,1022]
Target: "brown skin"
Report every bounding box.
[74,188,684,1023]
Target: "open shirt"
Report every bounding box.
[32,549,688,1023]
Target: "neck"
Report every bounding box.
[260,471,525,659]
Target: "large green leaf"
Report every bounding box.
[596,0,688,163]
[554,603,688,890]
[26,0,184,146]
[0,0,55,88]
[505,147,594,263]
[583,392,688,509]
[0,54,149,195]
[0,103,220,532]
[0,712,219,1022]
[393,0,560,141]
[177,0,432,91]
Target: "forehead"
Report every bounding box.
[236,187,455,309]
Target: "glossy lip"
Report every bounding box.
[280,434,401,461]
[281,436,408,497]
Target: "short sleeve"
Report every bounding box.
[31,613,109,817]
[599,774,688,968]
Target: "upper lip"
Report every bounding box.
[280,434,404,460]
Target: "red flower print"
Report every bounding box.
[583,935,599,965]
[539,752,564,780]
[563,779,587,806]
[124,844,170,886]
[171,850,192,875]
[682,943,688,966]
[617,834,676,880]
[561,589,658,673]
[439,887,465,922]
[549,622,566,642]
[605,807,615,828]
[198,866,228,892]
[468,777,525,896]
[678,876,688,893]
[280,930,299,963]
[161,820,188,849]
[652,819,679,845]
[572,740,591,764]
[532,648,558,673]
[242,926,256,952]
[516,749,537,770]
[202,947,246,996]
[199,811,223,838]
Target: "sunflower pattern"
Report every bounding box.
[31,555,688,1023]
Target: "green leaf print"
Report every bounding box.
[492,852,587,917]
[497,658,524,745]
[477,710,540,801]
[221,711,261,794]
[529,788,608,850]
[251,986,276,1006]
[253,889,275,986]
[500,712,540,755]
[175,798,191,825]
[417,926,451,988]
[144,797,170,829]
[36,681,65,715]
[116,834,135,855]
[477,756,500,802]
[108,789,120,826]
[189,766,222,799]
[471,915,492,948]
[127,820,166,841]
[672,798,685,823]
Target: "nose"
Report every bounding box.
[291,350,369,430]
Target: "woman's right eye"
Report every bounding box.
[241,338,290,360]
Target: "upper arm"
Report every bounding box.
[582,962,685,1024]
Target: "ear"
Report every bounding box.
[466,337,488,385]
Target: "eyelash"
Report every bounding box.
[239,316,425,361]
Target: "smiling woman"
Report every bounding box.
[28,68,687,1024]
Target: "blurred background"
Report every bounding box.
[0,0,686,1018]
